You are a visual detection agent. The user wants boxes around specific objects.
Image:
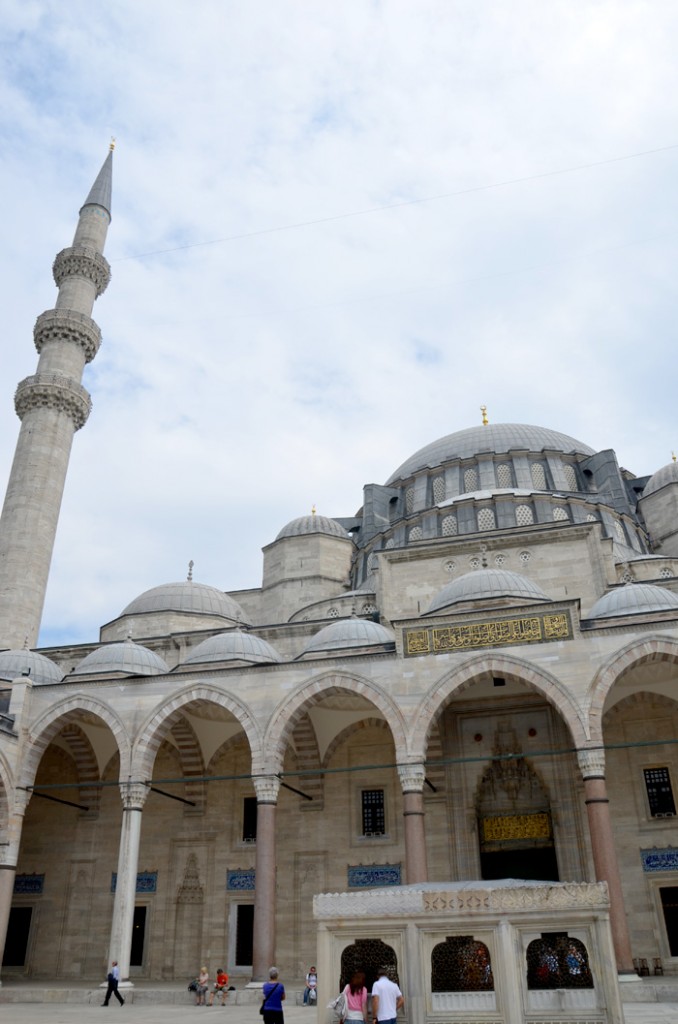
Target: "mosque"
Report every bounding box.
[1,149,678,1000]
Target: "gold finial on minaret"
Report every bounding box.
[672,451,677,463]
[110,137,116,151]
[311,505,316,515]
[187,559,194,582]
[480,405,488,426]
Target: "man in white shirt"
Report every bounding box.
[101,960,125,1006]
[371,965,403,1024]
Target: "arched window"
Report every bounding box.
[526,935,593,990]
[441,514,458,536]
[464,467,478,492]
[562,464,578,490]
[432,936,494,992]
[516,504,534,526]
[530,462,547,489]
[432,475,446,503]
[552,507,569,522]
[477,508,496,531]
[409,525,423,541]
[405,487,415,514]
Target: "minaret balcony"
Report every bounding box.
[14,373,92,430]
[33,308,102,363]
[52,245,111,297]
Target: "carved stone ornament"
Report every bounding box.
[397,763,426,793]
[177,853,204,904]
[253,775,281,804]
[34,308,102,363]
[577,748,606,779]
[15,374,92,430]
[119,782,148,811]
[52,246,111,297]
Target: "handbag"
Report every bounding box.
[260,982,280,1016]
[329,988,348,1021]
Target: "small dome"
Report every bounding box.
[588,583,678,620]
[121,581,245,621]
[183,631,282,666]
[643,462,678,498]
[276,515,350,541]
[72,640,168,676]
[303,617,394,654]
[0,649,63,686]
[428,569,549,613]
[387,423,594,484]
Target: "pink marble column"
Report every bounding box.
[577,749,634,973]
[252,775,280,982]
[397,764,428,884]
[0,788,30,983]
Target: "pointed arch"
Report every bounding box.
[410,652,587,757]
[20,694,130,789]
[262,671,409,774]
[588,635,678,742]
[131,683,261,781]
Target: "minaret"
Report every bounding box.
[0,146,113,649]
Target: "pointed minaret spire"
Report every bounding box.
[0,149,113,648]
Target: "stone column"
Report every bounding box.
[0,788,31,984]
[108,783,148,983]
[251,775,280,983]
[577,748,634,973]
[397,764,428,883]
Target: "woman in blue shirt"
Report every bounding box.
[262,966,285,1024]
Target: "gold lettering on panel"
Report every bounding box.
[406,630,430,655]
[403,611,572,657]
[482,812,552,842]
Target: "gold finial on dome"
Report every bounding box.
[110,137,116,151]
[311,505,316,515]
[480,404,488,425]
[672,451,676,463]
[187,559,194,582]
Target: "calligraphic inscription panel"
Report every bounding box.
[482,813,552,843]
[404,611,571,657]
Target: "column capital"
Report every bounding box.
[119,783,148,811]
[397,763,426,794]
[253,775,281,804]
[577,747,606,779]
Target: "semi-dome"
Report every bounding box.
[588,583,678,620]
[121,581,245,621]
[72,640,168,676]
[0,649,63,686]
[387,423,595,484]
[183,630,282,666]
[643,461,678,498]
[276,514,350,541]
[428,568,550,613]
[303,617,394,654]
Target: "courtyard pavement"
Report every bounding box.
[0,997,677,1023]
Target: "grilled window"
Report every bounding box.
[362,789,385,836]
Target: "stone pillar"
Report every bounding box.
[108,783,147,983]
[397,764,428,884]
[0,788,31,984]
[577,748,634,973]
[251,775,280,982]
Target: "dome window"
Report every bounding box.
[464,467,478,492]
[409,525,423,541]
[432,475,446,503]
[478,508,496,531]
[562,464,578,490]
[405,487,415,514]
[441,514,458,536]
[530,462,547,489]
[660,568,674,579]
[614,521,625,542]
[516,504,534,526]
[586,513,598,522]
[496,463,512,488]
[553,507,569,522]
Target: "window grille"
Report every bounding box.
[530,462,546,489]
[496,463,512,488]
[516,504,534,526]
[644,768,676,817]
[243,797,257,842]
[442,514,457,536]
[362,789,385,835]
[464,467,478,492]
[432,475,446,503]
[477,508,495,531]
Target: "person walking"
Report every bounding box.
[371,966,403,1024]
[101,960,125,1007]
[261,966,285,1024]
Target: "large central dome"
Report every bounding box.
[386,423,595,484]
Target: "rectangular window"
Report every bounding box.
[644,768,676,817]
[362,789,385,836]
[243,796,257,841]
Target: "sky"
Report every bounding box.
[0,1,677,647]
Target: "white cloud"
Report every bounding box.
[0,1,677,645]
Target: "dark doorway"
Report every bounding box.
[235,904,254,966]
[130,906,146,967]
[660,887,678,955]
[3,907,32,967]
[481,846,559,881]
